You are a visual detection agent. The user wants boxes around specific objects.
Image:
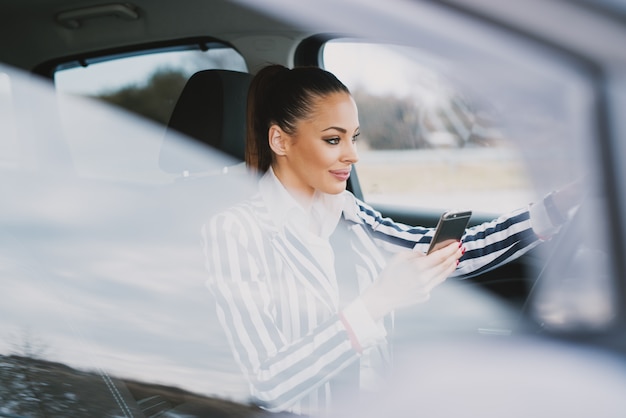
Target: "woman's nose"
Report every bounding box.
[342,140,359,163]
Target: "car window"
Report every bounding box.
[323,37,615,331]
[1,64,252,416]
[53,45,246,184]
[323,40,533,215]
[2,0,626,414]
[55,45,247,124]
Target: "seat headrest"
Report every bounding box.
[159,69,252,174]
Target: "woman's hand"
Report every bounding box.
[361,241,463,321]
[552,178,586,218]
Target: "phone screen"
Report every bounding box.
[427,210,472,254]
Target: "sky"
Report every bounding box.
[55,41,436,101]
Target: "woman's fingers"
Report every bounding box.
[430,240,462,259]
[411,241,462,286]
[363,241,465,320]
[409,241,461,270]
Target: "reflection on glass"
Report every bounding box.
[0,352,265,417]
[0,64,256,417]
[323,39,615,333]
[530,196,616,330]
[0,72,19,170]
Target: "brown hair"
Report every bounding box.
[245,65,350,172]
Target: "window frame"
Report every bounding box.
[34,36,244,79]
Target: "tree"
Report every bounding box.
[95,68,188,125]
[93,70,430,151]
[353,89,425,150]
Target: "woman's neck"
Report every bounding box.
[271,165,315,208]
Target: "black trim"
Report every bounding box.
[294,33,349,68]
[346,169,363,200]
[33,36,242,79]
[595,71,626,330]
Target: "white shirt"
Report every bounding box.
[259,168,388,390]
[259,167,345,279]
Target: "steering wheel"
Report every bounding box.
[518,193,612,333]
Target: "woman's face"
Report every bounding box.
[272,92,360,199]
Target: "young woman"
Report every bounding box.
[202,65,576,415]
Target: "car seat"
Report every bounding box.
[158,69,252,175]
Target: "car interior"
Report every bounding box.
[2,0,624,416]
[0,0,560,351]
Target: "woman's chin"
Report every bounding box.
[325,183,348,195]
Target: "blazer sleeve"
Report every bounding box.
[353,198,541,279]
[202,209,360,412]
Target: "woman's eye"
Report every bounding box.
[325,137,340,145]
[352,132,360,142]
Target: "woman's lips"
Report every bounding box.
[329,168,351,181]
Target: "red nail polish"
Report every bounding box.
[456,260,460,266]
[461,246,466,255]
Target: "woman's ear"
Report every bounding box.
[268,125,288,156]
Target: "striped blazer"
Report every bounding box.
[202,191,541,414]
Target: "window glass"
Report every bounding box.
[323,37,615,332]
[53,45,247,184]
[323,41,533,214]
[1,63,250,416]
[55,46,247,124]
[0,72,19,170]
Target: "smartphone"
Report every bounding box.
[427,210,472,254]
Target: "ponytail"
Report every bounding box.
[245,65,288,172]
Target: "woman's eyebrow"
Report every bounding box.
[322,126,347,133]
[322,126,360,133]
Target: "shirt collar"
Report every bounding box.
[259,167,349,238]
